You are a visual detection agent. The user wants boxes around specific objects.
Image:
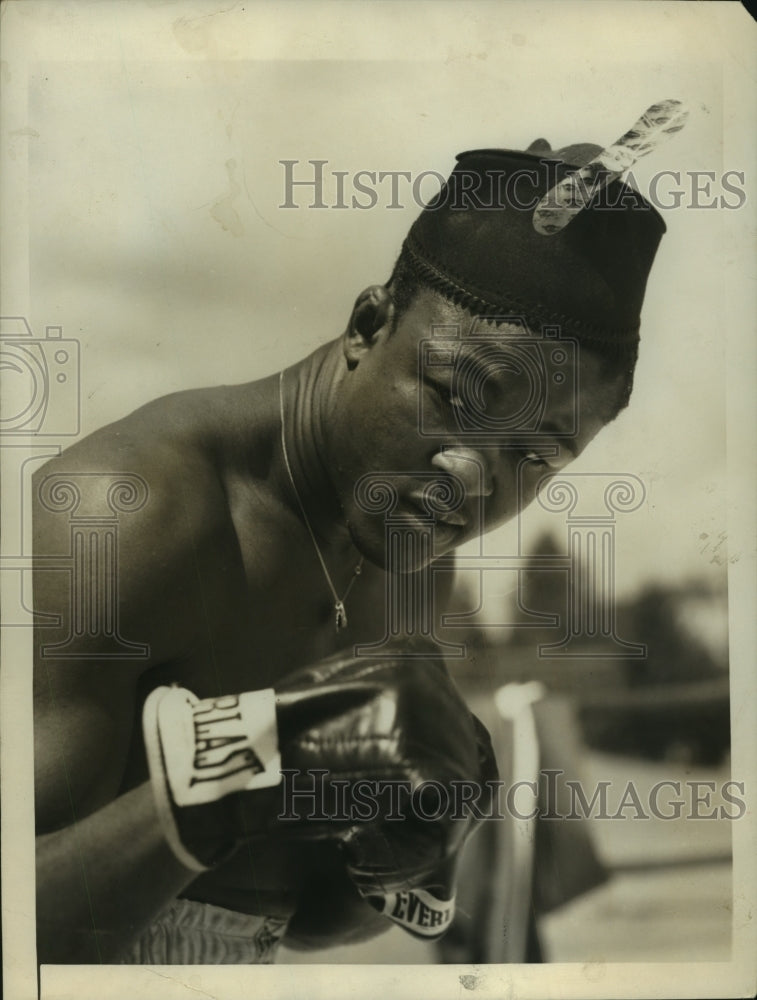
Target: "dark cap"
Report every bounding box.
[404,145,666,354]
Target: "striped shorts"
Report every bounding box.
[121,898,290,964]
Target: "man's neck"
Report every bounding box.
[278,339,354,554]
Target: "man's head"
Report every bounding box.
[325,141,665,569]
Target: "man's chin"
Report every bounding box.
[347,517,462,573]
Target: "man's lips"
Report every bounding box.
[406,494,468,529]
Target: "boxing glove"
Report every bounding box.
[143,651,498,938]
[339,712,499,939]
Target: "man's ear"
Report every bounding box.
[343,285,395,368]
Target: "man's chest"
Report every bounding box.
[171,502,391,696]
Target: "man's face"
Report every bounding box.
[326,287,626,570]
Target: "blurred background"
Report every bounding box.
[10,0,740,968]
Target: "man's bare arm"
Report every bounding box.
[32,422,225,962]
[36,785,196,963]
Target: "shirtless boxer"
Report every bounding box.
[33,138,667,964]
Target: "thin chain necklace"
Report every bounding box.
[278,371,364,632]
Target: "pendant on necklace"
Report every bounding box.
[335,601,347,631]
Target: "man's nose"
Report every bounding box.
[430,448,494,498]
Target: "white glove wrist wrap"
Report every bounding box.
[143,685,281,871]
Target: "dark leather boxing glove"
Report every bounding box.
[143,651,498,941]
[338,712,499,939]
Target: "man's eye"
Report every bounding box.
[523,450,548,466]
[436,385,462,410]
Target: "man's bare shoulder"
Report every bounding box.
[39,388,224,472]
[32,383,277,668]
[34,383,274,525]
